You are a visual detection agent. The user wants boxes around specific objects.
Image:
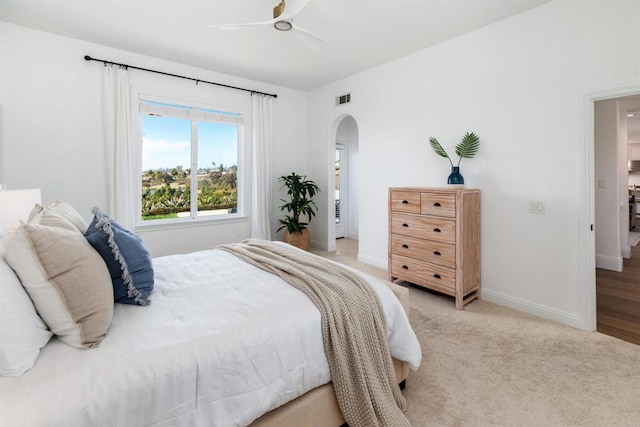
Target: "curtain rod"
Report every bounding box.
[84,55,278,98]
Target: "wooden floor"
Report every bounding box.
[596,242,640,345]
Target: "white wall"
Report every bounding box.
[0,22,308,256]
[307,0,640,328]
[594,99,622,270]
[618,99,636,257]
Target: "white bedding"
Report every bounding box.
[0,246,422,427]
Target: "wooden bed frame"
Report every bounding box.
[251,281,412,426]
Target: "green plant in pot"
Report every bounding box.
[429,131,480,188]
[277,172,321,250]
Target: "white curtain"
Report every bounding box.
[251,94,273,240]
[102,65,135,230]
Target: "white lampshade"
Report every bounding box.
[0,188,42,235]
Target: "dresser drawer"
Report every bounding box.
[390,191,421,213]
[390,234,455,268]
[391,254,455,293]
[421,192,456,217]
[390,213,455,244]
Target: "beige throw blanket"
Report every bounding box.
[219,239,410,427]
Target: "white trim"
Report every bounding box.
[481,289,584,330]
[131,86,250,228]
[311,238,330,251]
[580,83,640,332]
[356,253,387,270]
[335,143,347,239]
[190,120,198,220]
[135,215,248,233]
[139,100,243,124]
[621,245,631,259]
[595,254,623,272]
[0,105,3,186]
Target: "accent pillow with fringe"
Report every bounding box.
[84,207,154,306]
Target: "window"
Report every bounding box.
[138,99,243,222]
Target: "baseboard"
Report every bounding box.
[346,232,359,240]
[310,239,330,251]
[481,289,584,330]
[621,245,631,259]
[595,254,623,272]
[356,253,387,270]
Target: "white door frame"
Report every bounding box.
[581,84,640,332]
[335,142,347,239]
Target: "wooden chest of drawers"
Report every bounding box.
[388,187,480,309]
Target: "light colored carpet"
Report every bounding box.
[312,240,640,426]
[403,289,640,426]
[630,232,640,247]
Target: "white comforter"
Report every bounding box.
[0,246,422,427]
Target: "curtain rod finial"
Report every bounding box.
[84,55,92,61]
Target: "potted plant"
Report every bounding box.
[277,172,321,250]
[429,131,480,187]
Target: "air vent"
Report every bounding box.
[336,93,351,106]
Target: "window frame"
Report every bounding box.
[131,88,251,229]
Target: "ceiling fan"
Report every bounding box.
[210,0,327,49]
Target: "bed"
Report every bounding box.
[0,204,422,427]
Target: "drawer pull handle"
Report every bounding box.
[433,228,441,233]
[433,274,441,279]
[433,251,441,256]
[401,200,409,204]
[402,223,409,228]
[402,244,409,249]
[434,202,441,207]
[402,265,409,270]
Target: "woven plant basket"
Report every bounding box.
[284,228,310,250]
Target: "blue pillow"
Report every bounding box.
[84,208,154,305]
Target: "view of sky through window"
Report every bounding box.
[142,115,238,171]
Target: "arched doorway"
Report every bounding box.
[330,115,359,248]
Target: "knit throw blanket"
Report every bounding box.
[219,239,410,427]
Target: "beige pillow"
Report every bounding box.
[4,212,113,349]
[28,199,89,234]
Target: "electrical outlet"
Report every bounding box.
[529,201,546,215]
[598,179,607,189]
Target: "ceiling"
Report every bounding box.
[1,0,551,91]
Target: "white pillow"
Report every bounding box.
[4,212,114,349]
[0,241,53,376]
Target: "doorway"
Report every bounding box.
[335,143,346,238]
[593,93,640,344]
[332,116,359,244]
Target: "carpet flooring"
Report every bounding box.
[402,288,640,426]
[312,240,640,426]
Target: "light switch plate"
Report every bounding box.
[529,201,546,215]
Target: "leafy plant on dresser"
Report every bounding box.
[429,131,480,187]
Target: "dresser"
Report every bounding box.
[388,187,480,309]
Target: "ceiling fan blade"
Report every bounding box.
[209,19,277,30]
[279,0,311,20]
[292,25,327,49]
